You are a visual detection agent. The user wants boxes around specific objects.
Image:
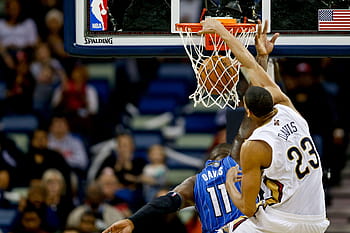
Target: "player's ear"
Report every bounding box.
[246,109,251,118]
[243,98,251,117]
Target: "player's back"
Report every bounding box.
[194,156,243,233]
[248,104,326,217]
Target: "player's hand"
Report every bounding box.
[102,219,134,233]
[198,18,225,35]
[227,165,242,183]
[255,20,279,56]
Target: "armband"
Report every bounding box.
[128,191,182,228]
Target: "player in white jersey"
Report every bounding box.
[198,19,330,232]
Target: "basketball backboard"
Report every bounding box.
[64,0,350,57]
[260,0,350,57]
[64,0,192,57]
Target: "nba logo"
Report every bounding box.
[90,0,108,31]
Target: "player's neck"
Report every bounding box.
[257,108,278,126]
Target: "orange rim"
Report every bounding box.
[176,22,256,33]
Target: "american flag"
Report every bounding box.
[318,9,350,31]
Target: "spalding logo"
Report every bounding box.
[84,37,113,44]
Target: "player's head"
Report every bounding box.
[244,86,273,118]
[209,143,232,160]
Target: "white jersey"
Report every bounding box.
[247,104,326,217]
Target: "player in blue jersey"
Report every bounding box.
[102,20,279,233]
[193,144,246,233]
[101,143,243,233]
[100,116,259,233]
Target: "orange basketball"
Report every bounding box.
[198,55,238,95]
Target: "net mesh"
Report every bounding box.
[177,23,256,109]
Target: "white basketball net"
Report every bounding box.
[177,24,256,109]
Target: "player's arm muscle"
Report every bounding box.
[172,175,196,208]
[231,115,257,163]
[229,140,271,217]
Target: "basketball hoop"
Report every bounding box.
[176,18,256,109]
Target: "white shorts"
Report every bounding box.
[221,206,330,233]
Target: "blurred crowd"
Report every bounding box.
[0,0,349,233]
[0,0,191,232]
[277,58,350,187]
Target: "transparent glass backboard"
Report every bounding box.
[260,0,350,56]
[64,0,350,57]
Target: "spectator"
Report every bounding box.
[11,183,60,233]
[30,42,66,82]
[30,42,66,122]
[96,168,132,218]
[47,115,89,178]
[94,133,147,212]
[9,206,49,233]
[0,0,38,53]
[95,133,146,185]
[78,211,99,233]
[0,0,38,87]
[66,181,124,232]
[51,63,98,138]
[0,132,27,189]
[25,0,63,40]
[140,144,168,202]
[41,169,75,231]
[43,8,73,70]
[4,50,36,115]
[24,128,73,195]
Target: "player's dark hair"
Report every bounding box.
[244,86,273,117]
[209,143,232,160]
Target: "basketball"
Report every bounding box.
[198,55,238,95]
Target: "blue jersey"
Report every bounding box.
[194,156,243,233]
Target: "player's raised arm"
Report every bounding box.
[254,20,279,71]
[230,20,279,162]
[198,19,294,109]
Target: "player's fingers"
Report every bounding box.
[198,22,204,33]
[270,33,280,44]
[198,28,215,35]
[198,20,208,35]
[262,19,269,34]
[227,167,236,177]
[235,164,241,171]
[235,174,242,182]
[256,19,262,36]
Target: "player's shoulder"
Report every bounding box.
[275,103,307,123]
[242,140,271,157]
[241,140,272,167]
